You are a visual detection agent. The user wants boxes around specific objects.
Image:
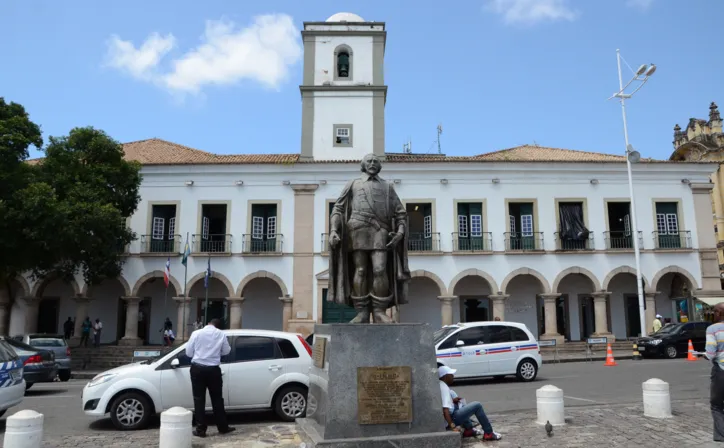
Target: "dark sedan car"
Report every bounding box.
[636,321,708,359]
[0,337,56,390]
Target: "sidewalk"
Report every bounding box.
[39,399,715,447]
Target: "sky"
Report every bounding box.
[2,0,722,160]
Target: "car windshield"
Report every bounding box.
[653,324,683,336]
[29,337,66,347]
[140,348,173,365]
[433,326,460,345]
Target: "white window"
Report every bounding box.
[623,214,631,236]
[336,127,350,145]
[252,216,264,239]
[168,217,176,237]
[457,215,468,237]
[471,215,482,237]
[509,215,516,234]
[666,214,679,234]
[423,215,432,238]
[521,215,533,237]
[656,213,667,234]
[202,217,210,240]
[267,216,277,238]
[152,217,165,240]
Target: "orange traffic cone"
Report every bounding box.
[604,343,618,366]
[686,340,698,362]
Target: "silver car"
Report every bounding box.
[13,334,71,382]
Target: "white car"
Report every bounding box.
[0,339,25,418]
[434,321,542,382]
[82,329,312,430]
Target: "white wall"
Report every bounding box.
[400,277,443,327]
[557,274,596,341]
[242,278,284,331]
[311,35,375,85]
[312,93,374,161]
[607,273,639,339]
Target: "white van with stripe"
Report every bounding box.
[434,321,541,382]
[0,339,25,417]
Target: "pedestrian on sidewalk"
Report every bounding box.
[185,318,235,438]
[439,366,502,441]
[92,318,102,347]
[63,317,73,340]
[79,317,91,347]
[705,303,724,442]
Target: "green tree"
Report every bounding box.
[0,98,142,305]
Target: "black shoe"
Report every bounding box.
[219,427,236,435]
[193,429,207,438]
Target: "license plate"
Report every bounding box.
[638,346,645,351]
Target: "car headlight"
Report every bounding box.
[87,374,116,387]
[649,339,662,345]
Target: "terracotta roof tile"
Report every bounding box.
[122,138,299,165]
[470,145,631,162]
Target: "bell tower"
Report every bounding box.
[299,12,387,161]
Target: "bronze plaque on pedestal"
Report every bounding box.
[357,366,412,425]
[312,338,326,369]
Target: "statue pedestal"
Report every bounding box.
[297,323,460,448]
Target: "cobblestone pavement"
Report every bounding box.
[32,399,717,448]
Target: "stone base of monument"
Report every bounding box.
[297,323,460,448]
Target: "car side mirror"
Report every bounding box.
[170,358,180,368]
[456,340,465,347]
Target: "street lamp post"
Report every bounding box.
[610,49,656,337]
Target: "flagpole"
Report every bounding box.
[204,255,210,325]
[182,232,189,342]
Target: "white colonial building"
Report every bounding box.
[4,12,722,346]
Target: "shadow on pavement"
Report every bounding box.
[87,410,283,432]
[24,389,72,397]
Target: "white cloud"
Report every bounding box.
[626,0,654,11]
[484,0,578,25]
[104,14,302,95]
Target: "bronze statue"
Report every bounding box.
[328,154,411,323]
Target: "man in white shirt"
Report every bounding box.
[439,366,501,441]
[185,318,234,437]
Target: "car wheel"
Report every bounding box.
[665,345,678,359]
[516,359,538,382]
[58,370,71,382]
[110,392,152,430]
[274,385,307,422]
[25,383,33,391]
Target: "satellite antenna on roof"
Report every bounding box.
[436,124,443,154]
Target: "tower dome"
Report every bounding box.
[326,12,365,22]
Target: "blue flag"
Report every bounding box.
[204,257,211,288]
[181,239,191,266]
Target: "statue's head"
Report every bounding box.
[360,153,382,175]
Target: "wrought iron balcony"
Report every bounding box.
[554,232,594,251]
[242,234,283,254]
[192,234,232,253]
[452,232,493,252]
[408,233,441,252]
[504,232,544,252]
[653,231,692,250]
[603,231,643,250]
[140,234,182,254]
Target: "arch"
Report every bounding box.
[10,276,31,298]
[81,277,131,298]
[31,275,81,298]
[410,270,447,296]
[500,267,551,294]
[651,266,699,292]
[552,266,601,293]
[602,266,650,291]
[131,270,182,297]
[447,269,499,296]
[236,271,289,298]
[334,44,353,80]
[186,271,235,298]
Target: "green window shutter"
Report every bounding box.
[457,203,468,216]
[519,203,533,216]
[469,202,482,216]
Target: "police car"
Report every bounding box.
[434,321,542,382]
[0,338,25,417]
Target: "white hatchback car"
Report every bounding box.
[82,329,312,430]
[434,321,542,382]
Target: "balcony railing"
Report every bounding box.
[554,232,594,251]
[140,234,182,254]
[192,234,232,253]
[242,234,283,254]
[321,233,330,253]
[603,231,643,250]
[504,232,544,252]
[452,232,492,252]
[408,232,441,252]
[653,231,692,250]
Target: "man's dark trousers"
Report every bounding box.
[190,363,229,433]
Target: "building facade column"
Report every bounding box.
[489,294,509,321]
[279,296,293,332]
[0,288,10,336]
[24,296,41,334]
[691,182,722,291]
[591,292,615,342]
[539,294,564,344]
[227,297,244,329]
[70,296,92,345]
[289,184,320,336]
[437,296,457,326]
[645,290,658,335]
[173,296,193,343]
[119,296,142,346]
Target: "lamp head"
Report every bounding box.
[645,64,656,76]
[636,64,648,76]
